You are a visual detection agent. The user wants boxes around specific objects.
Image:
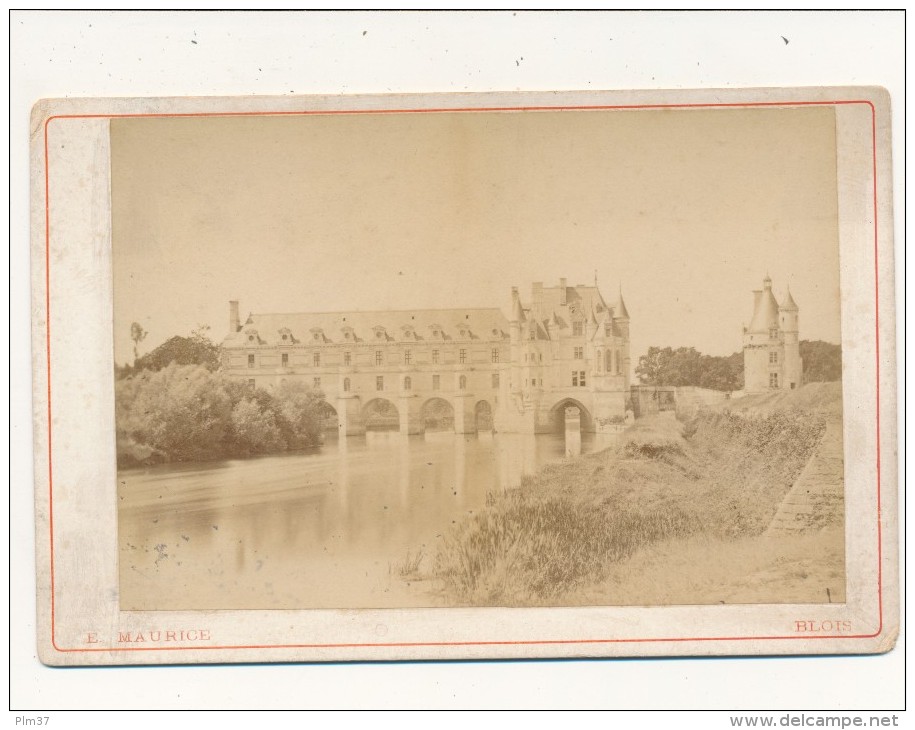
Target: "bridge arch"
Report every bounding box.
[474,400,494,431]
[318,401,339,432]
[361,397,400,432]
[548,397,593,433]
[421,397,455,433]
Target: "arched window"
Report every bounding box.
[459,375,467,390]
[404,376,412,391]
[343,377,351,392]
[605,350,612,373]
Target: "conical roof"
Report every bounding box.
[748,287,780,333]
[781,287,799,311]
[511,295,526,323]
[614,291,630,320]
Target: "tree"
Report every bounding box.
[130,322,148,366]
[120,363,234,461]
[636,346,743,391]
[800,340,842,383]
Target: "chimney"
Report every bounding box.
[532,282,543,312]
[229,300,240,333]
[559,278,567,305]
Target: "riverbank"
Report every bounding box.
[430,382,844,606]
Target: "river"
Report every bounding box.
[118,430,612,610]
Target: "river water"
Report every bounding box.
[118,430,611,610]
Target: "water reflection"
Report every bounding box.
[118,430,612,610]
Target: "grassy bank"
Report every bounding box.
[433,383,841,606]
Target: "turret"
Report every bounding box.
[509,287,524,393]
[780,286,799,336]
[613,289,630,340]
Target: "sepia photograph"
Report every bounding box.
[110,106,846,612]
[29,86,896,666]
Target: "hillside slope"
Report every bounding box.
[432,383,845,607]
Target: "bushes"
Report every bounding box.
[115,363,326,466]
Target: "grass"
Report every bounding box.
[430,383,842,606]
[391,549,425,578]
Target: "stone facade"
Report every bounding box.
[742,275,803,394]
[220,279,631,435]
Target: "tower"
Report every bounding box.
[742,275,802,393]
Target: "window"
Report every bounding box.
[605,350,612,372]
[459,375,467,390]
[770,373,779,388]
[539,353,542,362]
[281,353,289,367]
[313,377,321,388]
[247,378,255,389]
[574,346,583,360]
[247,354,255,368]
[769,351,778,364]
[404,376,412,391]
[404,350,412,365]
[769,327,779,340]
[491,348,499,363]
[492,373,500,389]
[573,322,583,336]
[375,350,383,366]
[282,334,288,341]
[531,378,536,387]
[572,372,578,387]
[580,370,586,387]
[432,374,440,390]
[343,377,351,392]
[376,376,384,391]
[432,349,439,364]
[313,352,320,367]
[459,349,467,364]
[344,352,351,366]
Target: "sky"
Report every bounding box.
[110,105,841,368]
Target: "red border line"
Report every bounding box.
[43,99,883,654]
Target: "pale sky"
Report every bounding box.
[111,106,841,367]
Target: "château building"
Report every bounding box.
[742,274,802,394]
[220,278,631,435]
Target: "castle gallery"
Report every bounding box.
[221,274,801,434]
[221,279,632,436]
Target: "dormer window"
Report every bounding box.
[243,328,260,344]
[401,324,416,340]
[428,323,443,339]
[309,327,326,343]
[373,325,387,340]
